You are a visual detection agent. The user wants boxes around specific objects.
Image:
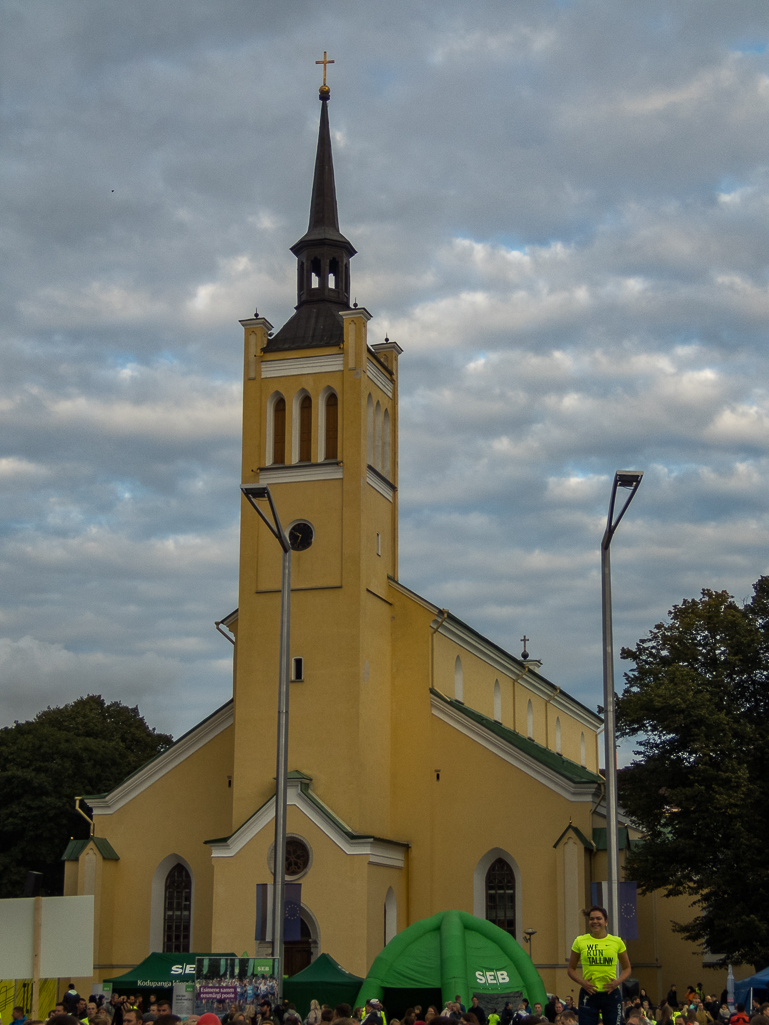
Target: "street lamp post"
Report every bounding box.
[601,470,643,935]
[241,484,292,991]
[523,928,537,966]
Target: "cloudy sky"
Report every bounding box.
[2,1,769,758]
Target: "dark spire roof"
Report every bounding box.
[265,86,356,353]
[291,94,355,256]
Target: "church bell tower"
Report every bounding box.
[229,74,403,837]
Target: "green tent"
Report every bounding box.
[283,953,364,1018]
[356,911,547,1015]
[104,952,236,990]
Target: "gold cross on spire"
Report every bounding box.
[316,51,335,86]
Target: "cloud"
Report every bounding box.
[2,0,769,751]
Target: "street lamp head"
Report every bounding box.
[241,483,270,500]
[615,470,643,489]
[524,928,537,937]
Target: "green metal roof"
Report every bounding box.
[553,823,596,850]
[592,826,635,851]
[431,688,603,786]
[62,837,119,861]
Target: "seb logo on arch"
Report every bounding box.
[170,965,196,975]
[474,970,511,985]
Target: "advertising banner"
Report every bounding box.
[195,957,279,1016]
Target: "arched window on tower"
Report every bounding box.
[299,395,312,462]
[325,392,338,460]
[311,257,321,289]
[328,257,339,290]
[163,863,191,953]
[383,408,391,479]
[273,397,286,465]
[374,401,382,471]
[454,656,464,702]
[298,260,304,295]
[527,699,534,739]
[485,857,516,937]
[366,395,374,465]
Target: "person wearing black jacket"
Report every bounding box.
[501,1004,514,1025]
[667,989,679,1011]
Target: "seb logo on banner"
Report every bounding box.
[171,965,196,975]
[474,971,511,986]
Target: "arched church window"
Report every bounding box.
[328,257,339,290]
[493,679,501,722]
[311,257,321,289]
[556,716,562,754]
[163,863,191,953]
[374,401,382,471]
[366,395,374,465]
[273,397,286,465]
[454,656,464,702]
[299,395,312,462]
[527,699,534,739]
[383,408,391,478]
[325,392,338,460]
[485,857,516,937]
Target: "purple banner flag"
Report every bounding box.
[255,882,303,942]
[591,881,638,940]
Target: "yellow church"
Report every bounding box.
[63,80,714,1005]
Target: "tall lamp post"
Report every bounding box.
[241,483,292,990]
[601,470,643,935]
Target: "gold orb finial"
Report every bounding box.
[319,83,330,100]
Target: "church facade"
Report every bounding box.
[64,83,711,1003]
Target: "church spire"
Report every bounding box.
[266,74,357,351]
[290,82,356,296]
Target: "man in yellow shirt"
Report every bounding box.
[567,905,632,1025]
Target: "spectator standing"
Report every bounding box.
[307,1003,322,1025]
[668,992,679,1012]
[568,905,632,1025]
[728,1007,749,1025]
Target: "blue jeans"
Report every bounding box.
[578,987,622,1025]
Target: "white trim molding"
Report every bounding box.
[367,358,394,399]
[261,354,344,378]
[366,465,395,502]
[259,463,343,485]
[89,703,234,815]
[208,777,406,868]
[430,692,600,802]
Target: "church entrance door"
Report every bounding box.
[284,918,313,976]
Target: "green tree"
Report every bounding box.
[0,694,173,897]
[617,577,769,971]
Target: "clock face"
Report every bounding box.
[288,521,314,552]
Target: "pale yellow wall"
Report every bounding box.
[83,720,234,978]
[209,803,406,980]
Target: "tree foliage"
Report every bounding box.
[0,694,173,897]
[617,577,769,971]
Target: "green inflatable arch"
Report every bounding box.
[356,910,548,1011]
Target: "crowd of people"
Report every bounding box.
[7,975,769,1025]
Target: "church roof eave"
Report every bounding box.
[83,699,234,814]
[430,688,603,800]
[204,772,409,864]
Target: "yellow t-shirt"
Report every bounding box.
[571,932,626,992]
